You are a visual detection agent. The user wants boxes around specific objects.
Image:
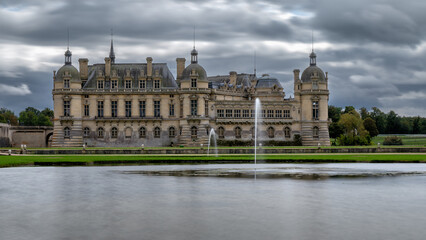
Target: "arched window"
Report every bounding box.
[267,126,275,138]
[139,127,146,138]
[64,127,70,138]
[313,126,319,138]
[235,126,242,139]
[154,127,161,138]
[97,127,104,138]
[284,127,291,139]
[251,127,256,139]
[191,126,197,139]
[169,127,176,138]
[125,127,132,139]
[111,127,118,138]
[83,127,90,137]
[218,126,225,139]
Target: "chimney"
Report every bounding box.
[79,58,89,80]
[176,58,186,80]
[293,69,300,82]
[146,57,153,77]
[104,57,111,77]
[229,71,237,85]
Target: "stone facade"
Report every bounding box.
[52,43,330,147]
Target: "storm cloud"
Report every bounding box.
[0,0,426,116]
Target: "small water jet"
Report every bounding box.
[254,98,262,171]
[207,128,218,157]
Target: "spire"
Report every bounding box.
[309,31,316,66]
[254,50,257,76]
[109,29,115,64]
[191,26,198,64]
[65,28,72,65]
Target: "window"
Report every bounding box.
[191,78,197,88]
[63,79,70,88]
[97,80,104,89]
[267,110,274,118]
[218,126,225,139]
[243,109,250,118]
[139,127,146,138]
[251,127,255,139]
[235,126,242,139]
[63,100,70,116]
[64,127,70,138]
[312,101,319,120]
[262,110,267,118]
[217,109,224,118]
[111,127,118,138]
[191,99,197,116]
[267,127,275,138]
[84,105,89,117]
[97,127,104,138]
[275,110,282,118]
[125,80,132,89]
[234,109,241,118]
[284,127,291,139]
[251,110,254,118]
[139,101,146,117]
[111,101,117,117]
[111,80,118,89]
[226,109,232,118]
[154,101,160,117]
[313,126,319,138]
[205,100,208,117]
[83,127,90,137]
[139,80,146,89]
[97,101,104,117]
[84,95,89,98]
[191,126,197,139]
[169,104,175,117]
[180,100,183,118]
[169,127,176,138]
[154,79,160,89]
[125,101,132,117]
[283,110,291,118]
[154,127,161,138]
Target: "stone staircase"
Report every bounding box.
[178,125,209,147]
[51,122,84,148]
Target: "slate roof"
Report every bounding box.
[301,65,326,83]
[207,73,256,89]
[255,75,283,89]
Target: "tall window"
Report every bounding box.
[154,101,161,117]
[154,79,160,89]
[139,101,146,117]
[284,127,291,139]
[243,109,249,118]
[97,80,104,89]
[125,80,132,89]
[267,110,274,118]
[97,101,104,117]
[312,101,319,120]
[283,110,290,118]
[226,109,232,118]
[217,109,224,118]
[235,126,242,139]
[234,109,241,118]
[191,126,197,139]
[84,105,89,117]
[139,80,146,89]
[63,100,70,116]
[83,127,90,137]
[111,80,118,89]
[139,127,146,138]
[111,127,118,138]
[218,126,225,139]
[275,110,282,118]
[191,78,197,88]
[154,127,161,138]
[267,127,275,138]
[169,103,175,116]
[262,110,267,118]
[97,127,104,138]
[125,101,132,117]
[191,99,197,116]
[205,100,208,117]
[64,127,70,138]
[179,100,183,118]
[111,101,117,117]
[313,126,319,138]
[169,127,176,138]
[63,79,70,89]
[251,127,255,139]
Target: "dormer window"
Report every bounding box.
[63,79,70,89]
[125,80,132,89]
[191,78,197,88]
[154,79,160,89]
[97,80,104,89]
[111,80,118,89]
[139,80,146,89]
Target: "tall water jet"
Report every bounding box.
[254,98,262,169]
[207,128,218,157]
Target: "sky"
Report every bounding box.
[0,0,426,117]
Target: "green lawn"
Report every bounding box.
[1,153,426,168]
[371,135,426,146]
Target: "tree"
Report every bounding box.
[0,108,18,125]
[413,116,421,134]
[363,117,379,137]
[386,111,401,134]
[359,107,370,120]
[328,105,342,122]
[337,110,370,146]
[343,106,355,114]
[18,107,52,126]
[370,107,386,134]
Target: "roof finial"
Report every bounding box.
[193,25,196,49]
[67,27,70,50]
[109,28,116,64]
[311,30,314,53]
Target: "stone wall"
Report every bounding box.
[10,126,53,148]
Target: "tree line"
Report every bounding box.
[0,107,53,126]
